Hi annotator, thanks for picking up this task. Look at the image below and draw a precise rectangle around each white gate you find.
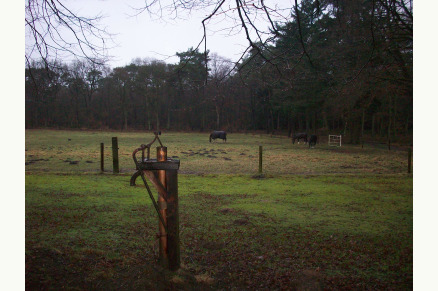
[328,135,342,147]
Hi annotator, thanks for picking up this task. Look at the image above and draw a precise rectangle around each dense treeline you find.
[25,0,412,143]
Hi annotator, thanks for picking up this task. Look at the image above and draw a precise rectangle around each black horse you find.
[292,132,308,144]
[309,135,317,148]
[210,131,227,142]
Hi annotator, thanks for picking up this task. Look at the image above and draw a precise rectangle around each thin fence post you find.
[100,143,104,173]
[259,145,263,174]
[112,137,119,174]
[408,148,412,173]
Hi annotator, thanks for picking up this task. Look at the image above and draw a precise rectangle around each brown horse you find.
[292,132,308,144]
[309,135,317,148]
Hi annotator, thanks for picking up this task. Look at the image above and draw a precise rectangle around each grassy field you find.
[25,129,410,175]
[25,129,413,290]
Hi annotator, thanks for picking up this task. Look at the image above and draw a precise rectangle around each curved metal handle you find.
[132,144,147,170]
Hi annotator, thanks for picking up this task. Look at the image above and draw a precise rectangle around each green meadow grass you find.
[25,129,410,175]
[25,130,412,289]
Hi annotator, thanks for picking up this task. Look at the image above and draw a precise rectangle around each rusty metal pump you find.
[131,132,180,270]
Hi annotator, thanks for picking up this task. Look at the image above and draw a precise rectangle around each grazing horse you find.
[309,135,317,148]
[209,131,227,142]
[292,132,308,144]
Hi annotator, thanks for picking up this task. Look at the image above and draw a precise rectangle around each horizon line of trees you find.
[25,0,412,144]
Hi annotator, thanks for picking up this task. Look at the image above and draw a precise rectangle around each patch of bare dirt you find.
[26,246,215,290]
[233,218,251,226]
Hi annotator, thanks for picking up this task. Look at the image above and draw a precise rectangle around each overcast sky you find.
[26,2,421,67]
[50,0,293,68]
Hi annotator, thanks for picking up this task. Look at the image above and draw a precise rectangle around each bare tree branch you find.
[25,0,114,69]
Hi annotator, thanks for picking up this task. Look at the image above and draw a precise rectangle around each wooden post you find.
[166,169,180,270]
[408,148,412,173]
[112,137,119,173]
[259,145,263,174]
[132,138,180,271]
[100,143,104,173]
[157,146,168,266]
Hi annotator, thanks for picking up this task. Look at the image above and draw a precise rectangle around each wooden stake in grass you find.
[142,148,180,271]
[100,143,104,173]
[408,148,412,173]
[112,137,119,174]
[166,168,180,270]
[157,146,168,267]
[259,145,263,174]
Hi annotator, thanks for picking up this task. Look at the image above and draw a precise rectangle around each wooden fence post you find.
[166,169,180,270]
[157,146,168,267]
[132,135,180,271]
[259,145,263,174]
[112,137,119,174]
[100,143,104,173]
